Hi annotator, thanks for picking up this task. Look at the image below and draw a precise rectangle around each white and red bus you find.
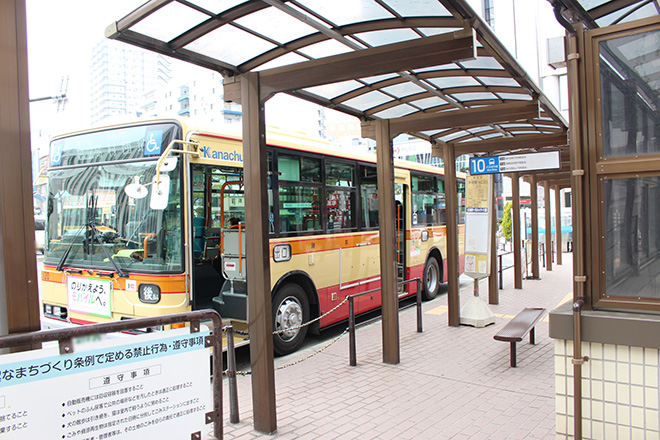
[40,118,465,354]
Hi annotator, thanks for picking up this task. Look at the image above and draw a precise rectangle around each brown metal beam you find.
[443,143,460,326]
[554,185,563,265]
[362,101,540,138]
[530,175,540,279]
[522,172,572,183]
[375,120,400,364]
[510,173,523,289]
[452,133,568,156]
[0,0,40,343]
[489,184,498,304]
[241,72,277,434]
[259,29,476,96]
[544,183,553,272]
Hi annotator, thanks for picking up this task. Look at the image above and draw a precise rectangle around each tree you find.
[502,201,513,241]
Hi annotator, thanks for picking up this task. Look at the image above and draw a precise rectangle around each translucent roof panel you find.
[427,76,481,89]
[255,52,311,71]
[108,0,568,153]
[497,93,533,101]
[342,91,391,111]
[295,0,393,26]
[450,92,499,102]
[355,29,422,47]
[303,80,364,100]
[185,25,277,66]
[409,96,448,109]
[477,76,521,87]
[193,0,248,15]
[372,104,418,119]
[298,39,355,59]
[380,0,451,17]
[380,83,426,99]
[419,27,464,37]
[131,2,210,42]
[360,73,400,84]
[458,58,506,70]
[557,0,660,29]
[234,7,319,44]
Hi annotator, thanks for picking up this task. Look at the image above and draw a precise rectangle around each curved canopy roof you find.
[553,0,660,29]
[107,0,569,177]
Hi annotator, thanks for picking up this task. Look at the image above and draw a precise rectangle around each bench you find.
[493,307,546,367]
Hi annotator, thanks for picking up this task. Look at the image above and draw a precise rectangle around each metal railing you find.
[347,278,422,366]
[224,326,239,424]
[497,251,515,290]
[0,310,224,440]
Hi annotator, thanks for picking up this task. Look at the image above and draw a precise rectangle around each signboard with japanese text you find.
[464,175,493,278]
[66,276,112,318]
[469,151,561,175]
[0,327,212,439]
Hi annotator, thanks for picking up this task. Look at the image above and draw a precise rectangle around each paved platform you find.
[213,253,573,439]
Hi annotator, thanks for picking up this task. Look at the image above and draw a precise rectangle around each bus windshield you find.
[44,124,183,273]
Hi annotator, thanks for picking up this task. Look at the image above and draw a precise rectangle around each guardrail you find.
[0,310,224,440]
[347,278,422,366]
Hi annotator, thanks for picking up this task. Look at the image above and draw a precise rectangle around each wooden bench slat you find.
[493,307,546,367]
[493,308,546,342]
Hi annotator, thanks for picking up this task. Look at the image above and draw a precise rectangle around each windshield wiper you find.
[56,227,86,272]
[87,222,128,278]
[56,222,128,278]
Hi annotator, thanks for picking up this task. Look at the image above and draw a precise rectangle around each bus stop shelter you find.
[105,0,570,433]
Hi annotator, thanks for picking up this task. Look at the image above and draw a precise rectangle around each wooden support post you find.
[554,185,563,265]
[530,175,540,279]
[241,72,277,434]
[511,173,523,289]
[375,120,399,364]
[443,144,460,326]
[544,182,553,271]
[489,183,498,304]
[0,0,41,345]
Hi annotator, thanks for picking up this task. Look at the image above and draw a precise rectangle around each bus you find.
[40,118,465,355]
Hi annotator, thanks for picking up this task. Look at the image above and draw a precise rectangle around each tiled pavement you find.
[211,253,574,439]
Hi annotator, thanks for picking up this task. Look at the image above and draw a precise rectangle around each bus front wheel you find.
[272,283,310,356]
[422,257,441,301]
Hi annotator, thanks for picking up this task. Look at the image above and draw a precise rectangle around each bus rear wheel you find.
[422,257,441,301]
[272,283,309,356]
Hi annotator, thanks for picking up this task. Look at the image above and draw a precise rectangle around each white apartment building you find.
[89,39,173,124]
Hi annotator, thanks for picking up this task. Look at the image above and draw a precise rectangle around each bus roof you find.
[50,117,466,179]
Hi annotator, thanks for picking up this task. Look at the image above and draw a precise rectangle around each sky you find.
[24,0,354,159]
[26,1,145,155]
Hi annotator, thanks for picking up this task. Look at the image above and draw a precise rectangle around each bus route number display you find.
[0,327,212,439]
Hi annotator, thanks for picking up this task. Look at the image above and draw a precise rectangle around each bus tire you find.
[272,283,309,356]
[422,257,441,301]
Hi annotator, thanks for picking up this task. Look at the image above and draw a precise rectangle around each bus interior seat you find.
[204,227,221,260]
[193,216,205,259]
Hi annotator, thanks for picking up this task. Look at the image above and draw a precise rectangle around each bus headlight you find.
[138,283,161,304]
[43,303,68,319]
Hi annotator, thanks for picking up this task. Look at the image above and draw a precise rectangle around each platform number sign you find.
[470,157,500,175]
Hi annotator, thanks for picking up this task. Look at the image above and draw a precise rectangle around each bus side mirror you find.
[150,175,170,210]
[125,176,148,199]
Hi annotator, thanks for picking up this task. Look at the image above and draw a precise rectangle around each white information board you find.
[0,327,211,439]
[464,175,493,279]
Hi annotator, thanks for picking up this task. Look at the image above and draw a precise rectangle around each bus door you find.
[395,182,406,292]
[189,164,243,311]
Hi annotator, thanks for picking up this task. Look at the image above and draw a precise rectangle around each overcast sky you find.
[25,0,353,156]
